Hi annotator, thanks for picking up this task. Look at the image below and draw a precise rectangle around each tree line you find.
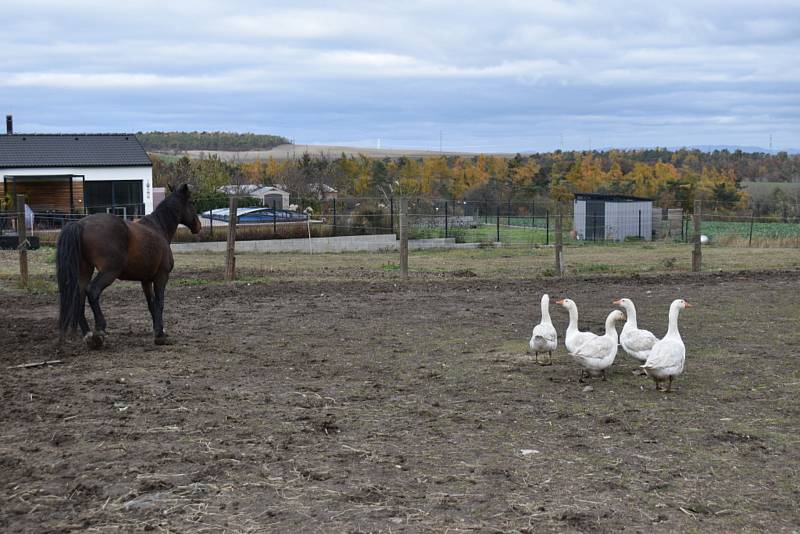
[137,131,290,152]
[151,148,800,214]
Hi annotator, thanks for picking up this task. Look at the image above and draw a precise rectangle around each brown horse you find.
[56,183,201,349]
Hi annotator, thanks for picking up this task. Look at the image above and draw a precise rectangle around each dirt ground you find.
[1,266,799,532]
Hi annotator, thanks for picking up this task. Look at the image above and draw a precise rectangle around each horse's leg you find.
[142,281,156,326]
[142,281,156,319]
[85,269,120,348]
[152,274,170,345]
[77,261,93,337]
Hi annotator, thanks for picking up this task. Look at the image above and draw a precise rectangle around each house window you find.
[84,180,144,215]
[113,180,143,207]
[84,181,113,210]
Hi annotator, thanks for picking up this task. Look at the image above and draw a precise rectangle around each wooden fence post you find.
[554,204,564,277]
[399,197,408,279]
[692,199,702,272]
[225,196,237,281]
[16,195,29,288]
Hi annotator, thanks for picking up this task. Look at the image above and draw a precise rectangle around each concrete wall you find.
[172,234,398,253]
[409,215,475,228]
[171,235,466,254]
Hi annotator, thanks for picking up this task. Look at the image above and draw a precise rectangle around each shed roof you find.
[0,134,152,169]
[574,192,653,202]
[252,186,289,196]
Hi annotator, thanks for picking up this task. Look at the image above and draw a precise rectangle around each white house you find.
[0,116,154,217]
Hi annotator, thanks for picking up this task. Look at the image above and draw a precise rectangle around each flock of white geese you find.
[529,294,692,392]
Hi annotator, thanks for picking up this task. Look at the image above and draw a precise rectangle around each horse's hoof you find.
[154,335,171,346]
[84,332,104,350]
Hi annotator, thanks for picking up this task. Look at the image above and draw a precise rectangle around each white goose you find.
[555,298,597,354]
[529,294,558,365]
[568,310,626,381]
[613,298,659,368]
[642,299,692,392]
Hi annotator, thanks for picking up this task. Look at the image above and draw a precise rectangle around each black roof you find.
[574,192,652,202]
[0,134,152,169]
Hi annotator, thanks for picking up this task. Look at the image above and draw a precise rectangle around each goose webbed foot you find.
[665,376,674,392]
[653,377,661,391]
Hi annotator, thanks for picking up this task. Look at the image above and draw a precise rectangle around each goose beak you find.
[684,302,694,308]
[555,299,565,305]
[612,299,621,305]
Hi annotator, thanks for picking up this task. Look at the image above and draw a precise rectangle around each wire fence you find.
[1,197,799,250]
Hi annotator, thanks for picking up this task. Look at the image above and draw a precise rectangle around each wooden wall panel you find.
[0,179,84,213]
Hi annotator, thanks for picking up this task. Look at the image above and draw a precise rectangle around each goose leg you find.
[653,377,661,391]
[601,369,608,381]
[546,351,553,366]
[666,376,673,392]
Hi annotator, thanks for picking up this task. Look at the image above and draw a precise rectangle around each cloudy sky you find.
[2,0,799,152]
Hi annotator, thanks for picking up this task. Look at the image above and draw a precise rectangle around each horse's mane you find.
[142,185,189,240]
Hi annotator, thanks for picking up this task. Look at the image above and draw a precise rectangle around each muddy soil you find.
[1,270,799,532]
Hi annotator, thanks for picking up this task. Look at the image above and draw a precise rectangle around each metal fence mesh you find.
[1,197,798,249]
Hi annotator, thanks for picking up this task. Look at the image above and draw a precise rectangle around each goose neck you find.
[624,304,638,328]
[566,304,579,332]
[541,299,552,323]
[605,315,620,339]
[666,305,682,338]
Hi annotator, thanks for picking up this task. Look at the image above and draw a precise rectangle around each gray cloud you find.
[1,0,798,151]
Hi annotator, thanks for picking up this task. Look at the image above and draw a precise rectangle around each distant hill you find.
[676,145,800,155]
[136,131,291,152]
[150,143,476,162]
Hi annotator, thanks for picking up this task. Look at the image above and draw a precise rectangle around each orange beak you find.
[555,299,565,305]
[684,302,694,308]
[612,299,622,305]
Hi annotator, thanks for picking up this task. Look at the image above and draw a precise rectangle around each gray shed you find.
[573,193,653,241]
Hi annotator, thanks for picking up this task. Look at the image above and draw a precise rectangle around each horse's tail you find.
[56,222,84,334]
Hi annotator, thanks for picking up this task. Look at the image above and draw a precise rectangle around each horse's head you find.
[173,184,202,234]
